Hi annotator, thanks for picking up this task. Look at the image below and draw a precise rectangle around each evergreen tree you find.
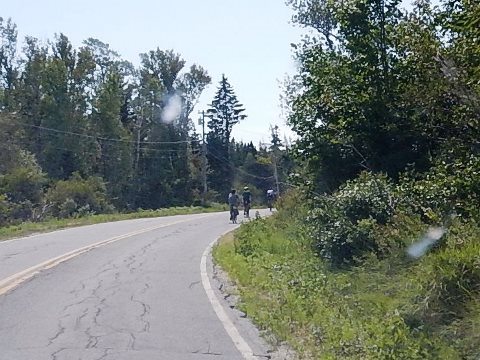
[206,75,246,197]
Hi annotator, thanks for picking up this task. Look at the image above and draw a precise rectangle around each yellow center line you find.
[0,215,210,296]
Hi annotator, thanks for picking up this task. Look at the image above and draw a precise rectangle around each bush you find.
[397,154,480,222]
[46,173,114,218]
[0,166,46,204]
[420,220,480,325]
[308,172,396,265]
[0,195,37,226]
[0,194,14,226]
[0,154,47,225]
[234,218,274,257]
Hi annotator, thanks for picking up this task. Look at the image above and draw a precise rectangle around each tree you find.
[206,74,246,196]
[39,34,97,179]
[286,0,449,192]
[92,67,133,208]
[0,113,47,223]
[0,17,19,110]
[82,38,121,87]
[0,18,213,220]
[133,49,210,208]
[207,74,246,148]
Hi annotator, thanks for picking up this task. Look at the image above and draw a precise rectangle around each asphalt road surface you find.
[0,211,272,360]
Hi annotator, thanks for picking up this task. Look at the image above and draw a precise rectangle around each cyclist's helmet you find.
[244,186,249,190]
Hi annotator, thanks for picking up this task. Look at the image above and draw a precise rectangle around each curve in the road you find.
[0,216,207,296]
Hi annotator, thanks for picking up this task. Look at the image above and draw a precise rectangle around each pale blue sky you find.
[2,0,304,145]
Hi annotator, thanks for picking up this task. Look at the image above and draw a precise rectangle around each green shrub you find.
[0,194,15,226]
[0,152,47,225]
[397,154,480,222]
[308,172,396,265]
[0,166,46,204]
[420,220,480,325]
[235,218,275,257]
[46,173,114,218]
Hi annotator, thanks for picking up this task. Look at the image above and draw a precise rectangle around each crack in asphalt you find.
[85,326,100,349]
[7,225,240,358]
[191,342,223,357]
[47,321,66,347]
[189,280,201,289]
[1,251,21,261]
[74,308,89,330]
[130,293,151,333]
[50,347,66,360]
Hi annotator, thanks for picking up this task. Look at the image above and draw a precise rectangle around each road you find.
[0,211,271,360]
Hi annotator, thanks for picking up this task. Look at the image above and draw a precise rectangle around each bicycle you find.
[267,197,274,211]
[243,202,251,218]
[230,206,239,224]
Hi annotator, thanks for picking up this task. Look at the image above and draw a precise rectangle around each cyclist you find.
[242,186,252,217]
[228,189,240,223]
[266,189,275,211]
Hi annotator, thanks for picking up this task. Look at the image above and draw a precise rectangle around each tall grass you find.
[213,195,480,359]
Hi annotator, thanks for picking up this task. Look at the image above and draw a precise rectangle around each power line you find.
[207,149,275,181]
[17,122,200,145]
[24,129,195,154]
[8,119,277,182]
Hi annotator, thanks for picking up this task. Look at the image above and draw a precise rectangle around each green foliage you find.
[0,17,218,218]
[418,220,480,326]
[206,75,247,197]
[0,163,46,204]
[0,194,18,226]
[308,172,396,265]
[214,194,480,359]
[286,0,480,194]
[234,218,296,258]
[0,149,47,225]
[396,154,480,224]
[45,173,114,218]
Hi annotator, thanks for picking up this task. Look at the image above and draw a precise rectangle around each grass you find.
[0,204,227,241]
[213,208,480,359]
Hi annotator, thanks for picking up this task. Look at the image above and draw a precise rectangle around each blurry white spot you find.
[161,94,183,123]
[407,226,445,258]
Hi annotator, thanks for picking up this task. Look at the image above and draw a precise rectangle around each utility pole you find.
[268,125,281,197]
[261,130,281,198]
[271,148,280,197]
[198,111,208,206]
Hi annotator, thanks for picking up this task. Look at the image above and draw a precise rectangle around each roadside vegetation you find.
[215,0,480,357]
[214,184,480,359]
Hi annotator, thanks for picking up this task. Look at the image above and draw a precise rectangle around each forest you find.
[0,18,291,226]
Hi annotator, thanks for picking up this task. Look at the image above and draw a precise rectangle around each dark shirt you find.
[242,191,251,203]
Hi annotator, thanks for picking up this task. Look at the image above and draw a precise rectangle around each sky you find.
[2,0,304,146]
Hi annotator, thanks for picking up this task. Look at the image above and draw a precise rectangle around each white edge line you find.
[200,228,257,360]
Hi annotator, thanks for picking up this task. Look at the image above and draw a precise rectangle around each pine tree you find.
[206,74,246,146]
[206,75,246,198]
